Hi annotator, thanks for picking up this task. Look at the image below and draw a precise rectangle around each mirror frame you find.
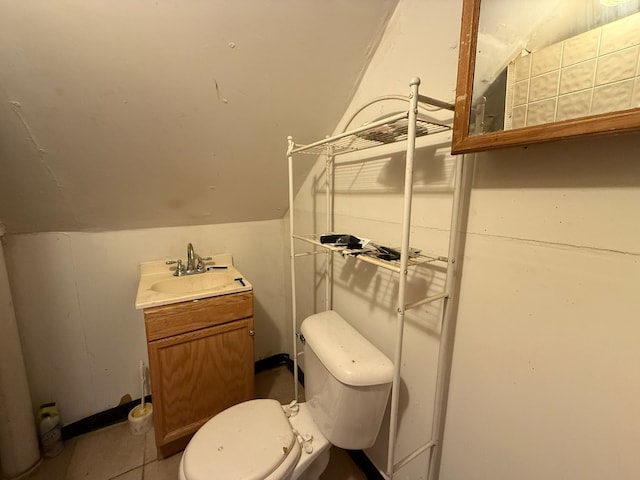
[451,0,640,155]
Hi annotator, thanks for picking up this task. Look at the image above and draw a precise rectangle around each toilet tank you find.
[300,310,393,450]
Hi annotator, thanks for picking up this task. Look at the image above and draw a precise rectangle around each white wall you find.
[4,219,288,425]
[439,140,640,480]
[292,1,640,479]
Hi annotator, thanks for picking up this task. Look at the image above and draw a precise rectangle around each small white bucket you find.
[127,403,153,435]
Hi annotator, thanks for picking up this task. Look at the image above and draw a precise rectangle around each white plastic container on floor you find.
[37,403,64,458]
[128,403,153,435]
[128,360,153,435]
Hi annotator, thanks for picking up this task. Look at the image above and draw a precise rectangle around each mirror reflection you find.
[470,0,640,135]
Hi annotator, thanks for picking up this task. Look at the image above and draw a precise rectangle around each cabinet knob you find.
[249,330,255,336]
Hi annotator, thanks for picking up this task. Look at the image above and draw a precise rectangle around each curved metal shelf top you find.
[289,112,452,156]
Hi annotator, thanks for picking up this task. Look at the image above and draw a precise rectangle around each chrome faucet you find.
[186,242,196,273]
[166,243,212,276]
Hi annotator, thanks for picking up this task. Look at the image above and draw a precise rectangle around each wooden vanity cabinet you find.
[143,291,254,458]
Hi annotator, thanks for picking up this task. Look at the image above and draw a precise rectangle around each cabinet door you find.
[148,317,254,451]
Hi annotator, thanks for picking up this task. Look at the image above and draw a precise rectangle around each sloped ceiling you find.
[0,0,398,234]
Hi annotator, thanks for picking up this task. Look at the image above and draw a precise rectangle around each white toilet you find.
[178,310,394,480]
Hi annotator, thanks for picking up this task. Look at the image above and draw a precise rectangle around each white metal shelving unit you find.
[287,77,463,480]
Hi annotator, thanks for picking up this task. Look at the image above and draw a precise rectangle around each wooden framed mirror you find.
[451,0,640,154]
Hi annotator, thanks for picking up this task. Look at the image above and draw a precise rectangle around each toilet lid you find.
[182,399,298,480]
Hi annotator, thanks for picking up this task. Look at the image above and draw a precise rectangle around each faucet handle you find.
[166,259,186,276]
[196,256,213,272]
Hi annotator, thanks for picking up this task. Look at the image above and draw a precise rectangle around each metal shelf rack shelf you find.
[286,77,463,480]
[292,233,447,273]
[290,112,451,156]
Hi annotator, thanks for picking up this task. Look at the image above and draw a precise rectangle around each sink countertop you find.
[135,253,252,309]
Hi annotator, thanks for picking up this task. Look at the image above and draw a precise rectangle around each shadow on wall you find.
[365,373,411,465]
[253,297,284,360]
[312,140,456,195]
[473,130,640,189]
[334,255,444,340]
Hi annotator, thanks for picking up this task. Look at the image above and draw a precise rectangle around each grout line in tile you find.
[107,465,142,480]
[142,432,147,467]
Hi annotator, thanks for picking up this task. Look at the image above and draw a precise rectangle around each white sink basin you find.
[150,272,236,294]
[135,254,252,309]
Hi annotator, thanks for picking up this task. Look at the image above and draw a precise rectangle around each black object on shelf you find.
[319,234,363,249]
[373,245,401,261]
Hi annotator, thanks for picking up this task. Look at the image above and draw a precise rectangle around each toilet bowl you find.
[180,310,393,480]
[178,399,330,480]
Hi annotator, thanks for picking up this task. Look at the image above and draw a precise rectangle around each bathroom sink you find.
[134,254,252,309]
[150,272,236,294]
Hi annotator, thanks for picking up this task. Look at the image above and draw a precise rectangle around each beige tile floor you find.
[18,365,366,480]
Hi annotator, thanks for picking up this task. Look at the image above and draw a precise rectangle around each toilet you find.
[179,310,394,480]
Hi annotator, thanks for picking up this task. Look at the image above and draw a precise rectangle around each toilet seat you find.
[181,399,302,480]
